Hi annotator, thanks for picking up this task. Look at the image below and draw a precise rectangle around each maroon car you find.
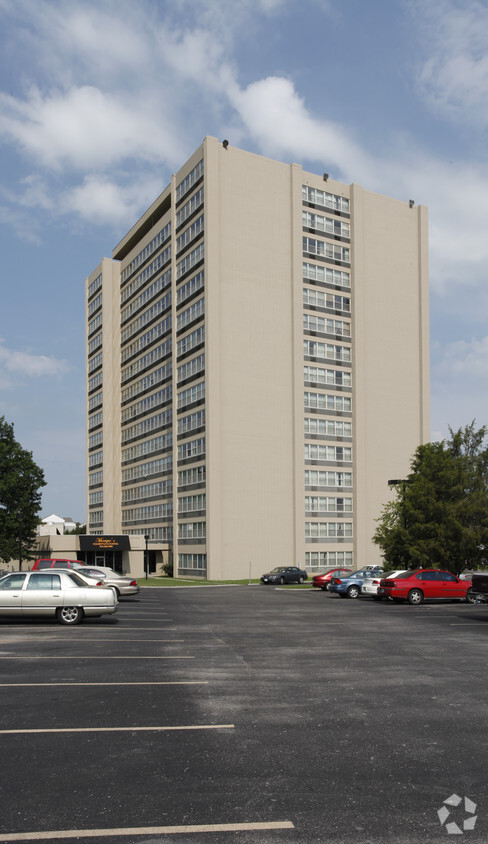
[378,568,476,605]
[312,568,353,591]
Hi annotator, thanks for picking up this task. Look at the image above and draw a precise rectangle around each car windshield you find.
[270,567,287,573]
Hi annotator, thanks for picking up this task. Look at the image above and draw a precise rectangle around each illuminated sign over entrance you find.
[79,536,130,551]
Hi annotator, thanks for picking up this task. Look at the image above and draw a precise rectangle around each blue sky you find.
[1,0,488,522]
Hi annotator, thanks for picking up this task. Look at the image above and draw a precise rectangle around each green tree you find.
[374,422,488,573]
[65,522,86,535]
[0,417,46,566]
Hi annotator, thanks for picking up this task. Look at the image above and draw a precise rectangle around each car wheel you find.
[298,576,304,584]
[321,585,328,591]
[466,589,477,604]
[407,588,424,605]
[347,585,360,599]
[279,577,285,585]
[57,606,83,625]
[113,587,121,599]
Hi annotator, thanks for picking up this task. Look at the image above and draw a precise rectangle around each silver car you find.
[362,570,407,599]
[0,570,118,625]
[81,566,140,598]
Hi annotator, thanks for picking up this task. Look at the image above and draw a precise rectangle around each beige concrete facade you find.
[85,137,429,579]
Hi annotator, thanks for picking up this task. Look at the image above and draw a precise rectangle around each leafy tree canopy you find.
[374,422,488,574]
[0,416,46,565]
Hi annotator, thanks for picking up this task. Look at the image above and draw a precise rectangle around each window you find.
[178,466,206,487]
[121,222,171,284]
[305,551,353,570]
[305,444,352,462]
[178,553,206,572]
[303,288,350,313]
[27,573,61,590]
[303,340,351,363]
[303,314,350,337]
[304,392,352,412]
[303,237,350,264]
[305,496,352,513]
[179,494,206,512]
[178,409,205,434]
[121,385,172,423]
[177,326,204,357]
[121,246,172,303]
[88,392,103,411]
[176,159,204,202]
[121,339,172,381]
[121,296,171,344]
[177,298,204,331]
[178,522,206,539]
[304,418,352,437]
[121,410,172,444]
[177,270,205,306]
[176,187,204,228]
[178,437,206,460]
[121,269,171,323]
[121,363,172,404]
[302,211,350,238]
[305,470,353,487]
[88,273,102,299]
[303,262,350,288]
[89,451,103,468]
[177,382,205,409]
[304,368,351,389]
[176,214,204,254]
[305,522,353,538]
[302,185,350,213]
[176,242,205,279]
[122,434,172,463]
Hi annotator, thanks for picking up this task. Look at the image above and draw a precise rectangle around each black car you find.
[260,566,308,585]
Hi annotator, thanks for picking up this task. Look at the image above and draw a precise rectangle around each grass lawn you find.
[140,577,314,588]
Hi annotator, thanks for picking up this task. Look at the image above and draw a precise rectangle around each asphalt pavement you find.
[0,585,488,843]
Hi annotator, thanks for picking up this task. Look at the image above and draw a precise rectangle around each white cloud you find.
[0,340,69,384]
[63,174,161,226]
[411,0,488,126]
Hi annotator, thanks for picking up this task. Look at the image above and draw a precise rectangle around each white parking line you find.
[0,821,294,840]
[0,724,234,735]
[0,681,208,687]
[0,638,186,643]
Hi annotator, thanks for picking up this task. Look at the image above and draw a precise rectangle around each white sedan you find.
[361,570,407,599]
[0,570,118,625]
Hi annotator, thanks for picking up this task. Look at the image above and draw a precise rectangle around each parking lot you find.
[1,585,488,843]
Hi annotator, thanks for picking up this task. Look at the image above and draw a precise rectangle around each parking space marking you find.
[0,638,185,642]
[0,681,208,687]
[0,724,235,734]
[0,821,294,840]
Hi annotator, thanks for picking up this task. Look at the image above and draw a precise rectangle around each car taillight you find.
[95,581,103,586]
[130,580,137,586]
[373,579,380,584]
[331,578,340,584]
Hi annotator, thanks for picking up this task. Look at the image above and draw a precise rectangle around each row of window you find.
[121,222,171,284]
[88,470,103,487]
[302,186,350,213]
[121,385,172,423]
[304,367,351,388]
[176,159,204,203]
[88,371,103,394]
[177,297,204,332]
[88,391,103,412]
[305,470,352,487]
[305,551,353,569]
[178,409,205,435]
[89,511,103,525]
[122,456,172,483]
[89,490,103,505]
[304,392,351,412]
[88,312,103,337]
[303,262,350,288]
[305,496,352,512]
[88,451,103,468]
[88,332,102,356]
[121,362,172,405]
[303,237,350,264]
[303,314,350,337]
[88,291,102,317]
[121,409,172,444]
[304,418,352,437]
[176,241,204,280]
[305,444,352,462]
[121,338,172,383]
[122,433,172,463]
[179,494,205,512]
[121,320,171,364]
[128,526,173,541]
[88,431,103,450]
[89,351,102,374]
[177,269,204,307]
[178,354,205,384]
[87,273,102,300]
[178,553,206,570]
[121,296,171,345]
[176,187,204,229]
[303,288,350,313]
[306,522,353,538]
[302,211,350,238]
[121,269,171,325]
[121,244,171,305]
[88,412,103,430]
[178,522,206,539]
[176,214,204,254]
[122,503,173,522]
[121,479,173,502]
[178,465,206,487]
[303,340,351,363]
[178,381,205,410]
[177,325,204,357]
[178,437,205,461]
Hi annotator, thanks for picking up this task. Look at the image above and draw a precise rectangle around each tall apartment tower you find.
[86,136,429,579]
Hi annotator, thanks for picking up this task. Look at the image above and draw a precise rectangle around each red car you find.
[312,568,353,591]
[378,568,476,605]
[32,558,87,571]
